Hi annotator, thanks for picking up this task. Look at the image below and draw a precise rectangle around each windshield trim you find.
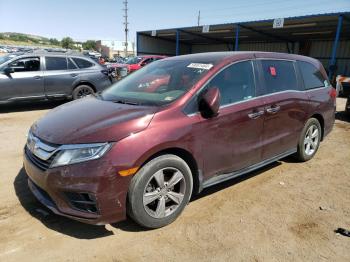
[0,55,13,66]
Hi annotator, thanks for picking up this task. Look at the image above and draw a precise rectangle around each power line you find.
[199,0,333,17]
[200,0,335,21]
[199,0,289,13]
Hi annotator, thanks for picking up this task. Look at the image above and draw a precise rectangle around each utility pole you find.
[123,0,129,57]
[197,10,201,26]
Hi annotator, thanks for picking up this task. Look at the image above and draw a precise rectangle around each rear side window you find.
[45,57,67,70]
[298,61,326,89]
[261,60,298,94]
[67,58,77,69]
[72,58,93,69]
[206,61,255,106]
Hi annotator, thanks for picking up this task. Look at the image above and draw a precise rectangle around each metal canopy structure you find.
[137,12,350,79]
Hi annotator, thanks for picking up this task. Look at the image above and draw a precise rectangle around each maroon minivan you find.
[24,52,336,228]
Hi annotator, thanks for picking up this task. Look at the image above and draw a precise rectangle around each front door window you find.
[9,57,40,72]
[206,61,256,106]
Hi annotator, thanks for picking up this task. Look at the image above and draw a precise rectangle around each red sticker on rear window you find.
[269,66,276,76]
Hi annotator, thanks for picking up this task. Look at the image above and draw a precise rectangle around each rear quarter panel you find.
[78,68,111,92]
[303,59,335,138]
[306,86,335,138]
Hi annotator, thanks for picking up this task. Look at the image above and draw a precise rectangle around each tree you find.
[82,40,97,50]
[49,38,60,46]
[61,37,74,49]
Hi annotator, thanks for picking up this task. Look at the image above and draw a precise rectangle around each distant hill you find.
[0,32,61,47]
[0,32,93,50]
[2,32,50,41]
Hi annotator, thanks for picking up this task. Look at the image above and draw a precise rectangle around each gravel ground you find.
[0,98,349,262]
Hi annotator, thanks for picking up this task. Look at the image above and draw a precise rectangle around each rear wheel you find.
[72,85,94,100]
[295,118,321,162]
[127,154,193,229]
[346,97,350,114]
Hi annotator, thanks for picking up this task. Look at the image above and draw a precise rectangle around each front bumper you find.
[23,147,130,225]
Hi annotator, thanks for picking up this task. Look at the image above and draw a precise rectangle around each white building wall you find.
[101,40,133,52]
[138,34,190,56]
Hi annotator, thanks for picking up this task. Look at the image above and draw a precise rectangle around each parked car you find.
[125,55,166,73]
[0,52,112,103]
[108,55,166,75]
[337,76,350,113]
[24,52,336,228]
[0,52,24,65]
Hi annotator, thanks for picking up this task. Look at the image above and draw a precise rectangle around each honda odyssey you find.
[24,52,336,228]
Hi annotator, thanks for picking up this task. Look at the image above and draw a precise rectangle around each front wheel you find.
[127,154,193,229]
[295,118,322,162]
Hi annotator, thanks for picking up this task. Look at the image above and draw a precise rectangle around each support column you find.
[136,32,139,56]
[235,24,240,51]
[176,29,180,56]
[329,15,343,79]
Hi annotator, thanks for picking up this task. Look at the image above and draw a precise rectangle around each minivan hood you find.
[31,97,156,144]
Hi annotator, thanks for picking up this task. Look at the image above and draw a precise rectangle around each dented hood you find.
[31,97,156,144]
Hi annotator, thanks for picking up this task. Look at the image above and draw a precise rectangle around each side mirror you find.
[199,87,220,118]
[3,67,15,76]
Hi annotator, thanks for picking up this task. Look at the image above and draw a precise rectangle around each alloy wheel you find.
[77,87,92,98]
[304,124,319,156]
[143,167,186,219]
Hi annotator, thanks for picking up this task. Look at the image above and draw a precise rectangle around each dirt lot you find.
[0,98,349,262]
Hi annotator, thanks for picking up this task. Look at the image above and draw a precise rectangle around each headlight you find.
[51,143,112,168]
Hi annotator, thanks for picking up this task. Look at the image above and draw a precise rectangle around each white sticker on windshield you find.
[187,63,213,70]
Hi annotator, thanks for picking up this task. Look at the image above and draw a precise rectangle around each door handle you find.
[248,110,264,119]
[266,105,280,114]
[70,73,78,77]
[34,75,42,80]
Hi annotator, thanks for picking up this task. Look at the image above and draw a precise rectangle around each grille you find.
[25,146,56,171]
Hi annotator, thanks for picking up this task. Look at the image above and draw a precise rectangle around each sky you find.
[0,0,349,42]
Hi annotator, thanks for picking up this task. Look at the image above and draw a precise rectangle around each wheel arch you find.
[139,147,203,196]
[73,81,96,93]
[310,113,325,140]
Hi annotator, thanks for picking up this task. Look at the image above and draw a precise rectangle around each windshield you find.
[0,55,13,65]
[124,56,143,64]
[101,59,214,106]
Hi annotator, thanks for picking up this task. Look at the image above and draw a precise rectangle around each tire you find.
[72,85,95,100]
[295,118,322,162]
[346,97,350,114]
[127,154,193,229]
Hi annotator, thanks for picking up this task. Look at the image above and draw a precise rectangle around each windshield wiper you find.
[113,99,140,105]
